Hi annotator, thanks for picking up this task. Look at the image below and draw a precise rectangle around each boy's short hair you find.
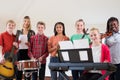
[6,20,16,26]
[37,21,46,29]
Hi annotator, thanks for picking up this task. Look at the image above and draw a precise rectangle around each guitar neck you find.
[9,46,16,58]
[6,30,21,62]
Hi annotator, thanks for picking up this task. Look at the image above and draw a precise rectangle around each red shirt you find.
[28,33,49,64]
[0,31,16,55]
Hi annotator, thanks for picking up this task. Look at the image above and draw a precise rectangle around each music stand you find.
[57,48,116,80]
[57,48,93,80]
[58,48,93,63]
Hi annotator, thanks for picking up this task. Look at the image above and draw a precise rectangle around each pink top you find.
[90,44,111,80]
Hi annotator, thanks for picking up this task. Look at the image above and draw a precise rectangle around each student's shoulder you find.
[49,35,55,38]
[85,34,90,37]
[71,34,78,37]
[48,35,56,40]
[29,30,35,34]
[0,31,9,37]
[0,32,5,38]
[29,29,34,32]
[43,34,49,40]
[101,44,109,49]
[1,31,7,35]
[47,35,55,43]
[70,34,78,38]
[64,36,69,40]
[30,35,36,39]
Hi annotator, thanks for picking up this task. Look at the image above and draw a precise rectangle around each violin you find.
[101,32,113,39]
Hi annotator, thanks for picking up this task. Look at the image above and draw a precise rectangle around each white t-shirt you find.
[18,34,28,49]
[89,45,101,73]
[92,45,101,63]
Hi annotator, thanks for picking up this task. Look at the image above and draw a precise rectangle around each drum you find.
[17,60,40,71]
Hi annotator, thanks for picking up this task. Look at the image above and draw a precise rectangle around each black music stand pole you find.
[98,71,111,80]
[59,71,69,80]
[98,63,116,80]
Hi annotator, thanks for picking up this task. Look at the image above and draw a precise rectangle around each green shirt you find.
[70,34,91,44]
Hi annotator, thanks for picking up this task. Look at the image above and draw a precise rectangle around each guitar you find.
[0,30,21,78]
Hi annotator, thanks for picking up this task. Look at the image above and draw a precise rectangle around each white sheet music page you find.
[58,41,74,50]
[19,35,28,49]
[58,41,74,61]
[73,39,89,49]
[61,51,70,61]
[79,51,88,61]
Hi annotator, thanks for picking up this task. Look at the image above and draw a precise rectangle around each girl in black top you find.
[16,16,35,80]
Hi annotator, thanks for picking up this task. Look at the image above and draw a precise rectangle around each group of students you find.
[0,16,48,80]
[0,16,120,80]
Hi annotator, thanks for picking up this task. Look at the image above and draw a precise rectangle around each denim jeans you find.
[50,57,64,80]
[72,70,83,80]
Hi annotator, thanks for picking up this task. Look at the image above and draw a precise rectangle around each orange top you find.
[48,35,69,57]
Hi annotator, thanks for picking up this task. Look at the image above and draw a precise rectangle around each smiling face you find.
[23,18,30,28]
[109,20,119,33]
[56,24,63,35]
[37,24,45,34]
[76,21,85,33]
[89,29,101,43]
[6,20,16,33]
[106,17,119,33]
[54,22,65,36]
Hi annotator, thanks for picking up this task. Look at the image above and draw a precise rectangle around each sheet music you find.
[58,40,90,62]
[73,39,89,49]
[19,35,28,49]
[58,41,74,50]
[61,51,70,61]
[79,51,88,61]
